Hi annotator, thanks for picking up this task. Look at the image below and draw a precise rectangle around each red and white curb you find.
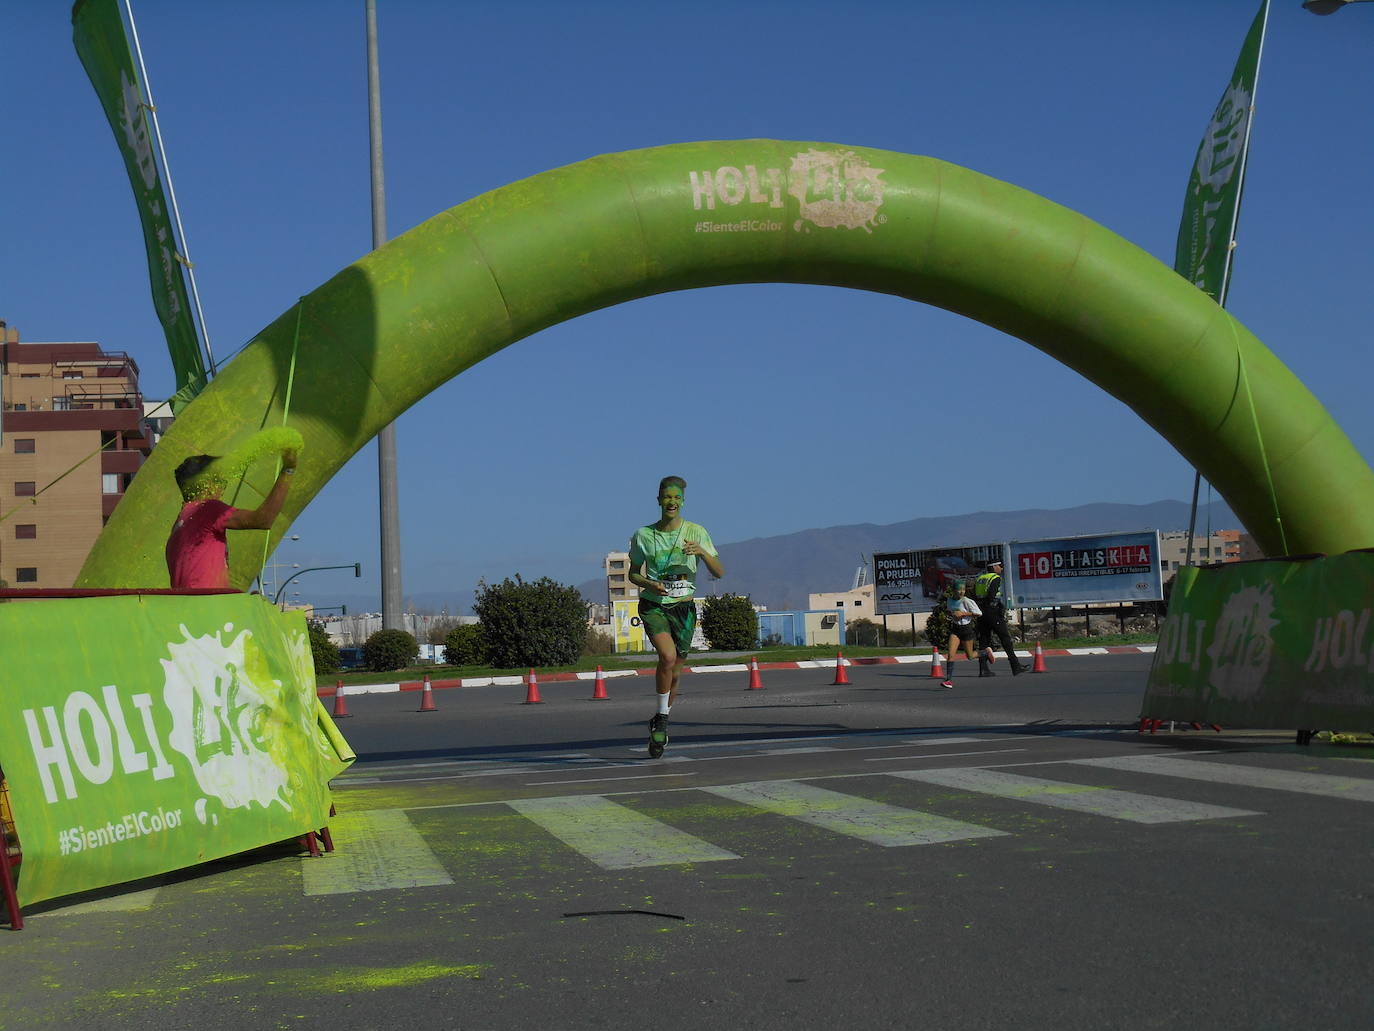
[318,645,1156,698]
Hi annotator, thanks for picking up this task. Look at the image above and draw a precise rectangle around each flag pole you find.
[120,0,217,377]
[1184,0,1270,566]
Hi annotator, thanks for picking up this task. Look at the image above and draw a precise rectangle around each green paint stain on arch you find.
[78,140,1374,589]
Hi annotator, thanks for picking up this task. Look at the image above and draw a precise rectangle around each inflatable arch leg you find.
[78,140,1374,588]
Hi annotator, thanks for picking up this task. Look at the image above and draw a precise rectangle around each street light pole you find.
[1302,0,1373,13]
[274,563,362,606]
[366,0,404,631]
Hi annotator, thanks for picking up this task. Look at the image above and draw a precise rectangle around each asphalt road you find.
[5,654,1372,1030]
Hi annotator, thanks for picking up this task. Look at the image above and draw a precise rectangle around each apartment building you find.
[1,322,157,588]
[1157,529,1243,574]
[605,550,638,606]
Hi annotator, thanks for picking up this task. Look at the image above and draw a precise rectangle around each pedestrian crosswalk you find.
[297,753,1374,891]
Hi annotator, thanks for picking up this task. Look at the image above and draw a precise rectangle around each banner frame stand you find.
[1,778,21,930]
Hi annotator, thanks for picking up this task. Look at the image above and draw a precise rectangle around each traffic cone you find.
[332,680,350,718]
[929,646,944,678]
[524,669,543,704]
[746,656,764,690]
[418,673,437,712]
[591,665,609,700]
[1031,641,1048,673]
[831,650,850,686]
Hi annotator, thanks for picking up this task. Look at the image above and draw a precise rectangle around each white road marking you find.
[889,768,1259,823]
[700,780,1008,846]
[1071,755,1374,802]
[524,773,698,786]
[507,795,740,869]
[301,808,453,895]
[865,748,1028,763]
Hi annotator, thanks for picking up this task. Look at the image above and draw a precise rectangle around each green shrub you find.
[846,618,880,647]
[924,586,955,647]
[473,575,588,669]
[701,594,759,650]
[307,619,340,676]
[363,628,419,672]
[582,628,615,657]
[443,623,489,666]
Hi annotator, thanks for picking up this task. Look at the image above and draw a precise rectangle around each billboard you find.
[1006,530,1163,608]
[875,543,1005,614]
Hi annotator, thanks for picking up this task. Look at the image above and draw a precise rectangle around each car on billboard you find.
[921,555,978,597]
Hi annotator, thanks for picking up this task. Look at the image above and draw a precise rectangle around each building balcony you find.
[102,494,123,518]
[101,450,143,475]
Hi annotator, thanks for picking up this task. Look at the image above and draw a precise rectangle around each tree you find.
[701,594,758,650]
[473,575,588,669]
[307,619,340,676]
[427,616,459,645]
[363,628,419,672]
[443,623,489,666]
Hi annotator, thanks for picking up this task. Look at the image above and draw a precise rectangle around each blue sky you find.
[5,1,1371,612]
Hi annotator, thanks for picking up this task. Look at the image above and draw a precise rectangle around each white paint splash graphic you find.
[787,148,886,233]
[1206,584,1278,701]
[161,623,289,812]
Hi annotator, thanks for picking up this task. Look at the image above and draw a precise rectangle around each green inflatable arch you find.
[79,140,1374,589]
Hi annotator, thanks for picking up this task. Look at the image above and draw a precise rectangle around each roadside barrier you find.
[831,651,850,686]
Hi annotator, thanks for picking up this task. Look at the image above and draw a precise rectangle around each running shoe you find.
[941,679,953,689]
[648,713,669,758]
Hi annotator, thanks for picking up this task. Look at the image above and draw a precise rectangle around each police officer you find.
[973,559,1030,676]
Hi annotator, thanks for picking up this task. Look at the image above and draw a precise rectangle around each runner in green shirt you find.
[627,475,724,758]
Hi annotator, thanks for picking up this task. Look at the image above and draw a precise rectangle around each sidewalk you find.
[317,644,1158,697]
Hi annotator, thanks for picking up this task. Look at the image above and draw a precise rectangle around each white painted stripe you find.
[525,773,698,786]
[301,808,453,895]
[901,736,989,746]
[509,795,739,869]
[865,748,1027,762]
[37,884,162,916]
[1071,755,1374,803]
[700,780,1008,846]
[889,768,1258,823]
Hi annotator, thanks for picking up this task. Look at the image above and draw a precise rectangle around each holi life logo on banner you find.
[18,622,304,820]
[1155,583,1278,700]
[689,148,887,235]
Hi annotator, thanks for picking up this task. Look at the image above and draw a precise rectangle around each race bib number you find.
[660,578,693,599]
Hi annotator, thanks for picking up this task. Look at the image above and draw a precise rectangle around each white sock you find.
[657,693,670,716]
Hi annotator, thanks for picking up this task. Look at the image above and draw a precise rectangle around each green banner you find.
[1174,0,1268,301]
[1143,552,1374,731]
[0,594,352,906]
[71,0,207,405]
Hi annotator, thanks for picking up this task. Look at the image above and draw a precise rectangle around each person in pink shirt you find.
[165,448,297,590]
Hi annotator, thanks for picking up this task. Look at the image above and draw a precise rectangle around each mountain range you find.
[576,499,1239,613]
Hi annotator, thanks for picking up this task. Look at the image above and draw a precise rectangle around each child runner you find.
[942,579,982,689]
[626,476,724,758]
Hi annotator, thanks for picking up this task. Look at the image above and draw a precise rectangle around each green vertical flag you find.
[72,0,207,405]
[1174,0,1269,302]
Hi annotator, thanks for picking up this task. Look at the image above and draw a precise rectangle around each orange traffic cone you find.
[332,680,351,718]
[746,656,764,690]
[524,669,544,704]
[1031,641,1048,673]
[929,646,945,678]
[419,673,437,712]
[831,650,850,686]
[591,665,609,700]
